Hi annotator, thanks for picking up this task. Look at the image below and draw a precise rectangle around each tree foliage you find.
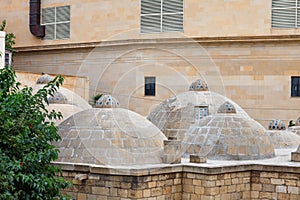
[0,66,70,199]
[0,20,16,52]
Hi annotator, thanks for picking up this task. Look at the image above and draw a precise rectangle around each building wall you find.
[13,38,300,127]
[15,71,89,101]
[1,0,300,49]
[59,163,300,200]
[2,0,300,127]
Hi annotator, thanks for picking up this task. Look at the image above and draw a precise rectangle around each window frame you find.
[271,0,300,28]
[41,5,71,40]
[291,76,300,97]
[144,77,156,96]
[140,0,184,33]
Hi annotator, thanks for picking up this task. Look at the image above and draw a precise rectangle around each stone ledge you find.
[14,35,300,52]
[52,161,300,177]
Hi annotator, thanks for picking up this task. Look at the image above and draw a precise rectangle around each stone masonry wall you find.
[62,171,183,200]
[58,164,300,200]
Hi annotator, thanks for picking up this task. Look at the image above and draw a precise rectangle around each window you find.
[4,51,12,66]
[140,0,183,33]
[42,6,70,40]
[272,0,300,28]
[194,106,209,122]
[145,77,156,96]
[291,76,300,97]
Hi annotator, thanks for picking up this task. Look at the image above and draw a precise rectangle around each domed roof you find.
[182,114,275,160]
[147,91,249,141]
[54,108,167,166]
[267,130,300,149]
[48,92,68,104]
[268,119,286,130]
[217,101,236,114]
[189,79,209,91]
[95,94,120,108]
[36,74,53,84]
[33,85,91,125]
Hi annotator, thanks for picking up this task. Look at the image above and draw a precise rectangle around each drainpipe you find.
[29,0,45,37]
[0,31,5,68]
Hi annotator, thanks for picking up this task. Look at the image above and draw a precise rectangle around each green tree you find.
[0,20,16,52]
[0,66,70,199]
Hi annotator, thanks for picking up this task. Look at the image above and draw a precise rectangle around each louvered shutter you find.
[141,0,162,33]
[42,7,55,24]
[141,0,161,14]
[56,6,70,22]
[44,24,55,40]
[56,23,70,39]
[162,14,183,32]
[272,0,296,28]
[141,15,161,33]
[163,0,183,13]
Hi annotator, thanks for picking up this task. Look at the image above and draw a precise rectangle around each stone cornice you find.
[53,161,300,176]
[14,35,300,52]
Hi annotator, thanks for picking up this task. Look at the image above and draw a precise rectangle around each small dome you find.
[268,119,286,130]
[147,91,249,142]
[95,95,120,108]
[267,130,300,149]
[296,117,300,126]
[217,101,236,114]
[182,114,275,160]
[189,79,209,91]
[48,92,68,104]
[55,108,167,166]
[32,85,92,125]
[36,74,53,84]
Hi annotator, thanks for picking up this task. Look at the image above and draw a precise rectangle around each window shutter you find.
[141,0,161,14]
[42,7,55,24]
[56,22,70,39]
[56,6,70,22]
[272,8,296,27]
[163,0,183,13]
[162,14,183,32]
[272,0,296,8]
[272,0,296,28]
[44,24,55,40]
[141,15,161,33]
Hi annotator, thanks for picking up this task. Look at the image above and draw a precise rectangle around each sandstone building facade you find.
[1,0,300,126]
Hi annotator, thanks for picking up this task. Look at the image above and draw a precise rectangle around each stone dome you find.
[33,85,91,125]
[55,108,167,166]
[267,130,300,149]
[48,92,68,104]
[36,74,53,84]
[217,101,236,114]
[182,114,275,160]
[147,91,249,141]
[189,79,209,91]
[268,119,286,130]
[95,94,120,108]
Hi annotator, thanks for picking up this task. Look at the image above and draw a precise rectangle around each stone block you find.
[163,140,181,164]
[291,151,300,162]
[190,154,207,163]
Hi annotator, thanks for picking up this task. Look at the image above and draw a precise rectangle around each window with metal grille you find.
[291,76,300,97]
[41,6,70,40]
[272,0,300,28]
[141,0,183,33]
[145,77,156,96]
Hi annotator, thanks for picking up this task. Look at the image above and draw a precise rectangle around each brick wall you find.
[57,163,300,200]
